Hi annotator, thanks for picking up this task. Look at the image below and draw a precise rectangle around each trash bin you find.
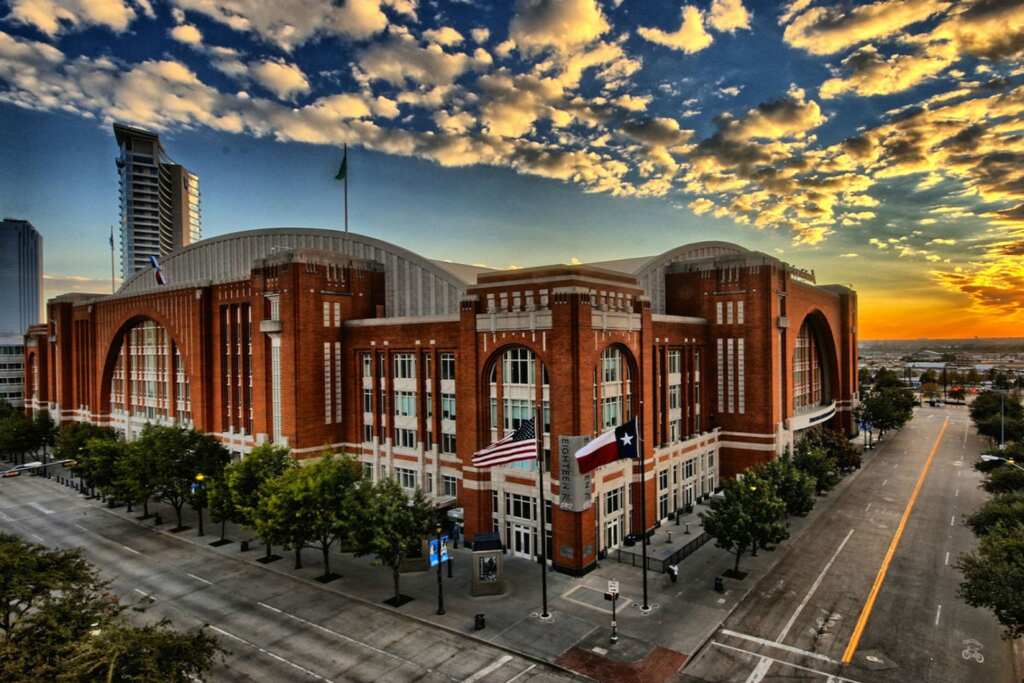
[474,613,486,631]
[714,576,724,593]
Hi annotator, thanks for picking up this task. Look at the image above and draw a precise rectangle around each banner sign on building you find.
[558,436,592,512]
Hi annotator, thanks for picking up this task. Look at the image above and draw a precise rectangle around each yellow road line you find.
[841,416,949,665]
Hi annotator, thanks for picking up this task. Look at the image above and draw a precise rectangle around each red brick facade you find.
[25,230,856,576]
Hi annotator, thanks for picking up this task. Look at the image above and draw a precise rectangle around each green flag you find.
[335,146,347,181]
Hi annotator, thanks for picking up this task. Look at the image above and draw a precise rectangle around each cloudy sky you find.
[0,0,1022,339]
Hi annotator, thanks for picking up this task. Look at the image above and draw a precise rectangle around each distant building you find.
[26,229,858,575]
[0,218,42,407]
[114,123,201,281]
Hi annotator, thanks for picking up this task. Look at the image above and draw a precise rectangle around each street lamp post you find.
[193,473,206,536]
[435,525,445,616]
[980,455,1024,473]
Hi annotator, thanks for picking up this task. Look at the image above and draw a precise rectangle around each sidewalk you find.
[34,449,881,683]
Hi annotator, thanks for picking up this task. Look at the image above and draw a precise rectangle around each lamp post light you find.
[435,525,446,616]
[193,473,206,537]
[980,455,1024,473]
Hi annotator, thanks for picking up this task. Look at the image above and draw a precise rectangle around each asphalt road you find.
[680,404,1016,683]
[0,471,579,683]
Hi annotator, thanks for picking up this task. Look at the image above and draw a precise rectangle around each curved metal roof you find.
[118,228,473,317]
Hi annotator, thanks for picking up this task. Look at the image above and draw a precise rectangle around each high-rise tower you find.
[114,124,201,281]
[0,218,42,407]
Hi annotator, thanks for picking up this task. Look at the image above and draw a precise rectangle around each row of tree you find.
[0,533,222,681]
[969,389,1024,447]
[55,424,442,606]
[701,426,859,575]
[0,401,57,467]
[855,368,916,440]
[957,395,1024,639]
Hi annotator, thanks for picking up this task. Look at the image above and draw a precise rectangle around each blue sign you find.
[429,536,449,567]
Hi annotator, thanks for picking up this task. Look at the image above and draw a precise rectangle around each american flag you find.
[472,418,537,468]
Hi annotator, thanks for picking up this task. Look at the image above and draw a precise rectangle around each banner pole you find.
[639,403,650,612]
[536,404,550,619]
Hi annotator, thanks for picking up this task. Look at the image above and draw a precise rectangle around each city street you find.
[681,404,1016,683]
[0,472,579,683]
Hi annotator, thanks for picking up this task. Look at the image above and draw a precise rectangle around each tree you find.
[0,534,222,681]
[965,492,1024,537]
[919,369,939,385]
[0,412,34,466]
[921,382,941,401]
[983,465,1024,495]
[0,533,99,639]
[949,386,966,403]
[350,478,434,605]
[793,442,839,495]
[873,368,905,391]
[754,452,816,517]
[970,390,1022,427]
[966,368,981,387]
[861,387,914,438]
[118,436,161,518]
[226,443,294,558]
[701,479,755,575]
[206,474,236,544]
[252,469,312,570]
[746,473,789,554]
[55,422,116,494]
[31,411,57,475]
[82,437,129,501]
[187,433,232,533]
[957,523,1024,639]
[60,619,223,682]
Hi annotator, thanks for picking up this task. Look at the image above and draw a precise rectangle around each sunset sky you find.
[1,0,1022,339]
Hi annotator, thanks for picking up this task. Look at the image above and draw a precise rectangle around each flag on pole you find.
[109,226,114,249]
[335,146,347,181]
[472,418,537,468]
[148,255,166,286]
[575,416,638,475]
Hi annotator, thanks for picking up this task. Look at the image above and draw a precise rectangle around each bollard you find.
[714,576,724,593]
[474,613,486,631]
[667,530,673,544]
[240,540,250,552]
[685,522,691,535]
[447,557,453,578]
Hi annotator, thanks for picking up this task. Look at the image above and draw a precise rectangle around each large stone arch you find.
[97,312,195,421]
[591,341,641,431]
[478,342,550,453]
[792,309,840,412]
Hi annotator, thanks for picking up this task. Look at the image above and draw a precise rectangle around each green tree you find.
[746,473,789,554]
[118,437,161,518]
[226,443,294,558]
[206,474,236,544]
[252,468,312,569]
[755,452,816,517]
[31,410,57,475]
[0,534,222,681]
[700,477,757,575]
[0,412,34,466]
[949,386,966,403]
[983,465,1024,495]
[793,442,839,495]
[957,523,1024,639]
[350,478,434,605]
[60,618,223,682]
[301,454,362,578]
[921,382,941,400]
[965,492,1024,537]
[143,426,231,530]
[82,437,129,501]
[919,369,939,385]
[970,390,1022,427]
[55,422,116,494]
[873,368,905,391]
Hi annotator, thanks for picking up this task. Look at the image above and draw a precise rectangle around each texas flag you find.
[575,417,639,475]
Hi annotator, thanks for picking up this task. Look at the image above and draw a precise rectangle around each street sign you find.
[429,536,449,567]
[607,580,619,595]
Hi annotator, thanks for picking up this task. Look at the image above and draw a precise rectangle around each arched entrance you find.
[793,311,838,413]
[101,317,193,435]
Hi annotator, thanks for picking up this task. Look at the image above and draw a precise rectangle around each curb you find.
[80,492,593,682]
[681,437,889,671]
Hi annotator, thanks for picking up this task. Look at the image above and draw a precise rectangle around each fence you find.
[614,530,711,574]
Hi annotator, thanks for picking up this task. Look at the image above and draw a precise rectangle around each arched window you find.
[794,319,827,411]
[109,320,191,425]
[487,347,549,470]
[594,346,633,432]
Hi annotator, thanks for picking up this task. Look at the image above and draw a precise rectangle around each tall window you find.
[440,352,456,380]
[109,319,191,425]
[794,320,825,410]
[393,353,415,379]
[595,347,632,433]
[488,346,549,470]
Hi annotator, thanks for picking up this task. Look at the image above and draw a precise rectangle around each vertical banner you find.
[558,435,592,512]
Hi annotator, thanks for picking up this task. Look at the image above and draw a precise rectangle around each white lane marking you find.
[720,630,839,665]
[945,551,950,566]
[955,488,959,497]
[31,533,44,543]
[504,664,536,683]
[254,602,453,677]
[881,479,888,487]
[711,642,862,682]
[187,572,212,585]
[465,655,515,683]
[121,544,141,555]
[777,529,856,643]
[207,625,332,682]
[72,522,141,555]
[744,656,773,683]
[950,515,956,527]
[935,604,942,626]
[864,503,871,512]
[28,502,54,515]
[133,588,154,600]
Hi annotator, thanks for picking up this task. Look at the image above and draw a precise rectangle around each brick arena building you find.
[24,228,857,575]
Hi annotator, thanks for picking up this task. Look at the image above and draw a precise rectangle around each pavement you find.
[3,405,1011,682]
[680,404,1018,683]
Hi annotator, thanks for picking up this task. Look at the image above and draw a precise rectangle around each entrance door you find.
[512,524,532,559]
[685,484,694,506]
[605,516,621,551]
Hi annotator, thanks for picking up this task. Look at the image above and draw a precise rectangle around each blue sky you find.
[0,0,1022,338]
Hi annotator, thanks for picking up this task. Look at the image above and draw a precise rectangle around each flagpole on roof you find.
[535,402,550,620]
[109,225,116,294]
